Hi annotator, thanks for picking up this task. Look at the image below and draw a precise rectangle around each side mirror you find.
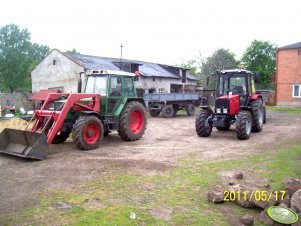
[254,73,260,83]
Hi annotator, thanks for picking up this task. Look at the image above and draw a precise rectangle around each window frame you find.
[292,84,301,98]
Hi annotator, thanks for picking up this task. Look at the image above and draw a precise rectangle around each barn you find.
[31,49,197,96]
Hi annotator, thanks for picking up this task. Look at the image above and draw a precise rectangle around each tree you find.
[241,40,276,89]
[0,24,50,92]
[66,48,80,54]
[201,48,238,89]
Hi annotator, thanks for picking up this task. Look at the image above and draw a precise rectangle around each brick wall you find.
[0,92,34,113]
[276,48,301,106]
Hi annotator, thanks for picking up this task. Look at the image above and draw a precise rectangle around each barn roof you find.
[65,52,197,80]
[278,42,301,50]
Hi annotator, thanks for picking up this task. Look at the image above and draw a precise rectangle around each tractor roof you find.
[86,69,135,76]
[220,69,254,75]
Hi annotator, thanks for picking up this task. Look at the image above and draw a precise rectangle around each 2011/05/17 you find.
[224,190,286,202]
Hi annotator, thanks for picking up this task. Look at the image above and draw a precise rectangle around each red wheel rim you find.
[129,110,144,134]
[83,123,100,144]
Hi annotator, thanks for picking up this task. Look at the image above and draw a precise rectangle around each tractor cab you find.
[84,70,139,117]
[216,70,257,107]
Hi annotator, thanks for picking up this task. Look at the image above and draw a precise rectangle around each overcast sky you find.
[0,0,300,65]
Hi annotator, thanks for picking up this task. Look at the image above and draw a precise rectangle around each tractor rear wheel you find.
[236,111,252,140]
[195,110,212,137]
[186,104,195,116]
[250,99,264,132]
[150,110,160,117]
[162,105,174,118]
[118,101,147,141]
[216,126,230,131]
[52,131,70,144]
[72,115,104,150]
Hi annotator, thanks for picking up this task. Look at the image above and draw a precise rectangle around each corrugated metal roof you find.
[278,42,301,50]
[65,53,197,80]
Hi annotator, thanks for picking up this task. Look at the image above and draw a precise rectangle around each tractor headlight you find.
[223,108,228,114]
[216,108,221,113]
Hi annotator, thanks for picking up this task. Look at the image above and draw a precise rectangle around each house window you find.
[298,50,301,55]
[153,77,155,82]
[159,88,164,93]
[293,84,301,97]
[53,60,57,65]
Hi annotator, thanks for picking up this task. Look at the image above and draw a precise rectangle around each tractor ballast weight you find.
[0,70,147,160]
[195,69,266,140]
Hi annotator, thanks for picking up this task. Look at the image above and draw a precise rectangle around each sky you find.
[0,0,301,66]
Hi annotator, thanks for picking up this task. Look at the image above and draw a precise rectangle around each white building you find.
[31,49,197,96]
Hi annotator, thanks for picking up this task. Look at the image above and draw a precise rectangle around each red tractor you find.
[195,70,266,140]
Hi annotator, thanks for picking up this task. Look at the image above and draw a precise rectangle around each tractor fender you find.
[239,106,253,113]
[80,111,103,122]
[200,106,214,115]
[250,94,262,100]
[127,98,146,107]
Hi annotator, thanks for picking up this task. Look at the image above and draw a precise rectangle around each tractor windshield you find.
[85,76,107,95]
[218,75,247,96]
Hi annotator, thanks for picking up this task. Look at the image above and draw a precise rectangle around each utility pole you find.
[119,43,123,70]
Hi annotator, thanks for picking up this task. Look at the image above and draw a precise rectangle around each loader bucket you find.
[0,128,48,160]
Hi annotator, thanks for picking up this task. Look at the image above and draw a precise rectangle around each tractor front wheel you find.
[236,111,252,140]
[250,99,264,132]
[195,110,212,137]
[52,131,70,144]
[72,115,104,150]
[118,101,147,141]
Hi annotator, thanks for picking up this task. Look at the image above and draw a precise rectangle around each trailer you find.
[143,93,202,118]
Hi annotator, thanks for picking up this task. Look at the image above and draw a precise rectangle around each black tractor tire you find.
[195,110,212,137]
[250,99,264,132]
[186,104,196,116]
[118,101,147,141]
[72,115,104,150]
[52,131,70,144]
[150,109,160,117]
[263,106,266,124]
[236,111,252,140]
[216,126,230,131]
[162,105,174,118]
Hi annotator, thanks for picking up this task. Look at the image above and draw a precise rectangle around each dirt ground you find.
[0,110,301,215]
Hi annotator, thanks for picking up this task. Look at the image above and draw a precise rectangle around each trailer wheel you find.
[150,110,160,117]
[263,106,266,124]
[186,104,195,116]
[162,105,174,118]
[72,115,104,150]
[118,101,147,141]
[52,131,70,144]
[195,110,212,137]
[236,111,252,140]
[250,99,264,132]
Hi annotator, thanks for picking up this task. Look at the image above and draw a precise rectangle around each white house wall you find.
[31,50,84,93]
[136,77,196,93]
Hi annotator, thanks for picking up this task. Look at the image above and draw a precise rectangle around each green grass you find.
[267,106,301,114]
[1,144,300,226]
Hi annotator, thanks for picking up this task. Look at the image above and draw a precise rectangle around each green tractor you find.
[0,70,147,160]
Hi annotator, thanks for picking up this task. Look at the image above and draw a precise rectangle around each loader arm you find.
[31,93,101,144]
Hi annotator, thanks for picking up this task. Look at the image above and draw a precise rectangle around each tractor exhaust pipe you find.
[78,72,84,93]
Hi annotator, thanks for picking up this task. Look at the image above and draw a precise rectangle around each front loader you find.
[0,70,147,160]
[195,69,266,140]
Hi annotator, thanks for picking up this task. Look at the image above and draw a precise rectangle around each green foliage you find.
[241,40,276,89]
[0,24,50,92]
[201,48,239,89]
[66,48,80,54]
